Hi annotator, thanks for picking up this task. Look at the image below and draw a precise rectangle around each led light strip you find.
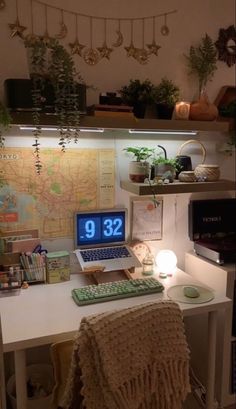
[129,129,198,136]
[19,126,105,133]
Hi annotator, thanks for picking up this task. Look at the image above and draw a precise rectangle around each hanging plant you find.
[0,101,11,149]
[24,36,82,172]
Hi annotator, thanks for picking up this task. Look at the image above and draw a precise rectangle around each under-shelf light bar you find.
[129,129,198,136]
[19,126,104,133]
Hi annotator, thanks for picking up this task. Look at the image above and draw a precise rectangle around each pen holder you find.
[23,266,46,283]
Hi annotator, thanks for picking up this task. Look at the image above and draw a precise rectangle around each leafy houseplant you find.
[0,101,11,148]
[151,145,180,181]
[123,146,154,182]
[185,33,217,95]
[152,157,180,181]
[151,78,180,119]
[119,79,155,118]
[24,36,83,173]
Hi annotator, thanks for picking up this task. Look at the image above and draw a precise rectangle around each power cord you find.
[190,367,219,409]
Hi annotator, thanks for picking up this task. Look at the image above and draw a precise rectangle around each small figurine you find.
[22,281,29,289]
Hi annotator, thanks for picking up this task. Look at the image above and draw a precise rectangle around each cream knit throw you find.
[62,300,190,409]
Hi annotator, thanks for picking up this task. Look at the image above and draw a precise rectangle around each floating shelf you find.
[10,112,230,133]
[120,179,236,195]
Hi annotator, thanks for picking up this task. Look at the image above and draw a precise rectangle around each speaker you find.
[4,79,33,111]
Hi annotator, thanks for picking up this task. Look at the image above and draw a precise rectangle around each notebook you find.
[74,208,142,272]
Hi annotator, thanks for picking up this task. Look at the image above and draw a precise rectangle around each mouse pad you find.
[167,285,214,304]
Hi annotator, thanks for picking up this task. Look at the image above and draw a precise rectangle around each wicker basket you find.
[194,164,220,181]
[177,140,206,182]
[178,171,196,182]
[176,139,206,164]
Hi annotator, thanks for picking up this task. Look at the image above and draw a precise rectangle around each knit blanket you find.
[62,300,190,409]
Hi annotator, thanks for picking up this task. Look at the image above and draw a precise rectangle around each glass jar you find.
[142,254,154,276]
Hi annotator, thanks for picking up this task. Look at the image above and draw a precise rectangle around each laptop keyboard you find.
[80,246,131,262]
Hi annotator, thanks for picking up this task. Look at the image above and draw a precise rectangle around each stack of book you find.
[92,104,134,118]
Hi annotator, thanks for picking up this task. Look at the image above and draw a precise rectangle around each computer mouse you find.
[183,286,200,298]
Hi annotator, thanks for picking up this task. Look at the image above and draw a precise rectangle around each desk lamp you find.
[155,250,177,278]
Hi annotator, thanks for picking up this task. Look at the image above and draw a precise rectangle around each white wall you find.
[0,0,235,269]
[0,0,235,104]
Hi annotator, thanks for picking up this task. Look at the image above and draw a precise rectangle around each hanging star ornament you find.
[69,40,85,56]
[146,41,161,56]
[124,43,137,58]
[97,42,113,59]
[135,48,149,64]
[9,18,26,38]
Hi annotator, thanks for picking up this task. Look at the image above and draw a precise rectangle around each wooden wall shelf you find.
[10,112,230,133]
[120,179,236,195]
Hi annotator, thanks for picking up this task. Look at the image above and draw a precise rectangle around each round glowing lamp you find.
[155,250,177,278]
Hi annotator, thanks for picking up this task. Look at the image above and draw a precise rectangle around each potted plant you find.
[123,146,154,182]
[151,145,180,181]
[24,36,85,173]
[0,101,11,149]
[185,33,217,97]
[119,79,155,118]
[184,34,218,121]
[151,78,180,119]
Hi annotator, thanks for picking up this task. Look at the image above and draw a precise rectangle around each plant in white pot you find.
[151,145,180,182]
[123,146,154,182]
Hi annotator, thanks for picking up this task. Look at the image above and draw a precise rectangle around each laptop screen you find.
[74,209,127,248]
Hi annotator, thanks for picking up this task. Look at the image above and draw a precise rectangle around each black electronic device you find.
[188,198,236,265]
[99,92,122,105]
[4,79,87,114]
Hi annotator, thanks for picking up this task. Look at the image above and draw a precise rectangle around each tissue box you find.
[46,251,70,284]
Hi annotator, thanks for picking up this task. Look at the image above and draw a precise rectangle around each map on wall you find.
[0,148,115,239]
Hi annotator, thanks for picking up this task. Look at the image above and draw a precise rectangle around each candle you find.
[175,101,190,120]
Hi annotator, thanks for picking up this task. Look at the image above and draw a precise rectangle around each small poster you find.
[131,199,163,241]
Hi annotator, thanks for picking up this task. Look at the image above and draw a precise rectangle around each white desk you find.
[0,269,231,409]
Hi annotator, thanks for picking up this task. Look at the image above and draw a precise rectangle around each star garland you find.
[8,0,178,65]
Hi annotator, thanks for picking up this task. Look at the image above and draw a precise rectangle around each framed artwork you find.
[131,198,163,241]
[215,25,236,67]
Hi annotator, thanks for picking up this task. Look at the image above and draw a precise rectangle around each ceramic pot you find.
[129,161,149,182]
[189,89,218,121]
[154,163,176,181]
[133,102,146,118]
[156,103,174,119]
[175,155,192,177]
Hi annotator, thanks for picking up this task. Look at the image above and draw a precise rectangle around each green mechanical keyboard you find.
[72,277,164,306]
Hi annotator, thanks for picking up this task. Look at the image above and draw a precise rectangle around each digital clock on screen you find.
[75,210,126,246]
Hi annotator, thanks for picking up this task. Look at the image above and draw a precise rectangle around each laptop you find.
[74,208,142,272]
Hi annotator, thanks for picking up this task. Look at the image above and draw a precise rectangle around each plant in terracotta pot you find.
[185,33,218,121]
[0,101,11,148]
[123,146,154,182]
[151,78,180,119]
[119,79,155,118]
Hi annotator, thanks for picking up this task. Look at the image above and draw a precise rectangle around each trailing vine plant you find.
[0,101,11,149]
[24,36,82,173]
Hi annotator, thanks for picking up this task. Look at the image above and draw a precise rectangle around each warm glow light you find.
[155,250,177,278]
